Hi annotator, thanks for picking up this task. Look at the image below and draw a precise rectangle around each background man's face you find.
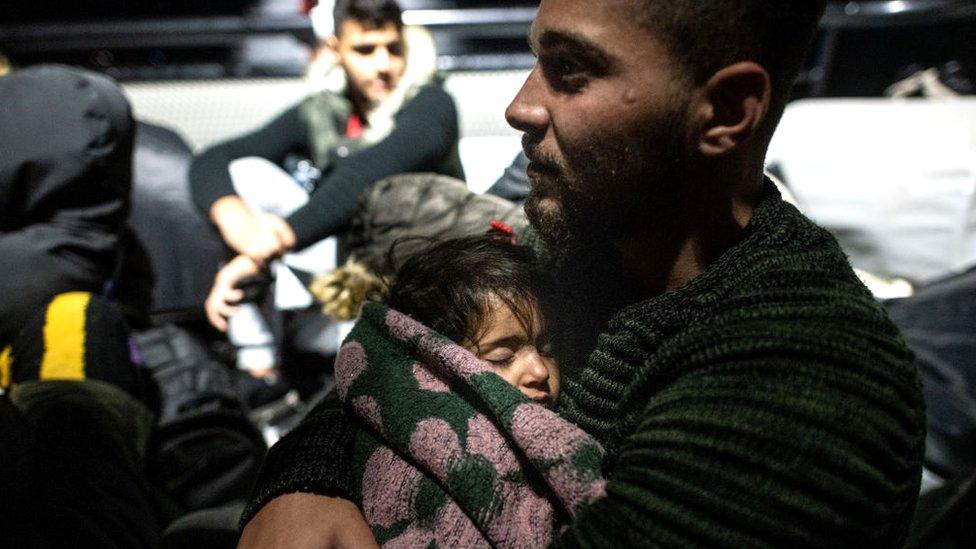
[506,0,693,247]
[335,20,406,107]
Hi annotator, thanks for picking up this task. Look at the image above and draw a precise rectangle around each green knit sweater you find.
[244,182,925,547]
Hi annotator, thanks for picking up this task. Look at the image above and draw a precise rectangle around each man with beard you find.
[238,0,926,546]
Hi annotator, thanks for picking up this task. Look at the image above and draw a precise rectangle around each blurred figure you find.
[0,64,151,348]
[0,292,167,548]
[192,0,462,377]
[0,66,165,547]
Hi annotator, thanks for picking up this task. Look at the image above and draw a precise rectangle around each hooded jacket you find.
[0,65,136,344]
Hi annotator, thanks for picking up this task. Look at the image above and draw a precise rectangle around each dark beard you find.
[524,107,690,249]
[523,168,577,250]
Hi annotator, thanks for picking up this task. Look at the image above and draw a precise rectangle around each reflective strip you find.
[0,346,11,388]
[39,292,90,381]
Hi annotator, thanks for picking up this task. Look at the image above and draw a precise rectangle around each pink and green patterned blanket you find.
[334,302,607,548]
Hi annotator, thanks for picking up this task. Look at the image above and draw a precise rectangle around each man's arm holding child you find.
[239,493,376,549]
[238,391,377,548]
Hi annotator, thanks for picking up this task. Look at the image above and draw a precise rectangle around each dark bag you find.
[135,324,267,512]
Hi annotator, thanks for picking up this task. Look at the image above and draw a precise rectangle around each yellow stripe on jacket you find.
[39,292,91,381]
[0,345,11,388]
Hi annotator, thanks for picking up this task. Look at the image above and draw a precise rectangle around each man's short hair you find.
[639,0,826,138]
[333,0,403,35]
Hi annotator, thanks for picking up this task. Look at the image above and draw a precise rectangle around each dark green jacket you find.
[189,84,464,249]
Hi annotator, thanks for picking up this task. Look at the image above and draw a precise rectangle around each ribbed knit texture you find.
[550,182,925,547]
[240,389,358,524]
[243,181,925,546]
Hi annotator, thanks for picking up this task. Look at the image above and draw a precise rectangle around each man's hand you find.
[211,195,297,263]
[238,493,378,549]
[205,254,261,331]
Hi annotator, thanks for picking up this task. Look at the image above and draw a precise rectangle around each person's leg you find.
[887,269,976,411]
[229,157,311,218]
[229,157,338,301]
[222,159,292,374]
[226,158,339,375]
[226,302,278,373]
[886,269,976,481]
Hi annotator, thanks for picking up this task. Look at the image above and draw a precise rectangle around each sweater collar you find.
[610,178,786,324]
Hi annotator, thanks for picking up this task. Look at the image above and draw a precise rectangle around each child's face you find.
[465,297,560,406]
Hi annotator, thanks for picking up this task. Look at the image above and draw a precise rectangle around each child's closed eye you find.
[483,350,515,367]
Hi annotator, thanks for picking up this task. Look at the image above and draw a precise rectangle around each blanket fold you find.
[335,302,606,548]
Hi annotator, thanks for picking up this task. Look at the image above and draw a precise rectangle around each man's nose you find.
[374,47,392,74]
[505,65,549,135]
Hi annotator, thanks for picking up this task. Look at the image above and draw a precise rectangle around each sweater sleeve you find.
[285,84,459,249]
[240,390,359,528]
[553,325,925,547]
[189,103,308,218]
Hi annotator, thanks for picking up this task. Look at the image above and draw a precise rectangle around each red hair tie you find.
[489,219,517,245]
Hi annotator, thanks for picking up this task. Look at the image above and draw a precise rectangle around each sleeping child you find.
[333,223,607,547]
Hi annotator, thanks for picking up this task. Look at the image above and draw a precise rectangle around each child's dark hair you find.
[385,233,550,345]
[333,0,403,35]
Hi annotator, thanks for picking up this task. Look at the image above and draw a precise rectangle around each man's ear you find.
[695,62,771,157]
[310,36,342,66]
[324,35,341,56]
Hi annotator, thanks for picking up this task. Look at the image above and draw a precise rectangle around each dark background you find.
[1,0,973,98]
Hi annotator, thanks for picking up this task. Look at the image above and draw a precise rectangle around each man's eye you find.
[541,56,589,93]
[387,41,405,57]
[352,45,377,55]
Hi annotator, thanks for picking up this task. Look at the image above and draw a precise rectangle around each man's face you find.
[506,0,694,247]
[335,20,406,107]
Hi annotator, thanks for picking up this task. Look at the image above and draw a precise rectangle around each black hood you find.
[0,64,133,234]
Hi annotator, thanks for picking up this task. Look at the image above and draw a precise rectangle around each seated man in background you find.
[239,0,925,546]
[194,0,463,374]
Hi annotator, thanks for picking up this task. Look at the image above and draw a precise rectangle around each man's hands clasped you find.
[205,196,298,331]
[205,254,263,331]
[212,195,297,264]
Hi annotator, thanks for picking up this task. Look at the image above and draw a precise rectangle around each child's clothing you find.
[334,302,606,547]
